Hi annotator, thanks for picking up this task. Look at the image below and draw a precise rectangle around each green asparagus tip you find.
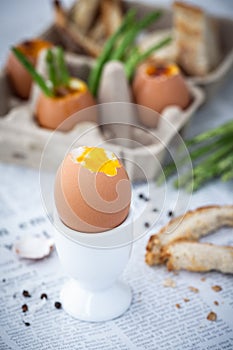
[56,46,70,85]
[12,47,54,97]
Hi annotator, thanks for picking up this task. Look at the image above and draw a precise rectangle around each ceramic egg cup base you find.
[54,208,134,322]
[60,278,132,322]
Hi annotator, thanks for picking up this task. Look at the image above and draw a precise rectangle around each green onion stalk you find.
[12,46,71,97]
[88,9,136,97]
[88,9,172,97]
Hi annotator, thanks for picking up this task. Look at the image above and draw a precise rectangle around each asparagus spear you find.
[187,120,233,145]
[192,142,233,177]
[88,9,136,96]
[161,120,233,191]
[12,47,54,97]
[218,153,233,172]
[179,142,233,191]
[111,11,162,61]
[159,132,233,182]
[46,49,58,88]
[125,36,172,80]
[222,167,233,182]
[56,46,70,85]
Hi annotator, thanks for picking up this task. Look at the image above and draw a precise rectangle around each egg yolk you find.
[74,147,122,176]
[54,78,87,98]
[146,64,180,77]
[18,39,52,58]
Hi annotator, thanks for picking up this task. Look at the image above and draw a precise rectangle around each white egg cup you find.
[53,208,134,322]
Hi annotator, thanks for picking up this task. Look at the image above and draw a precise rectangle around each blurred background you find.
[1,0,233,67]
[1,0,233,183]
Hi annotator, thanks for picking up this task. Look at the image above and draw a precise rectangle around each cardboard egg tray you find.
[0,52,204,181]
[41,0,233,100]
[126,1,233,99]
[1,0,233,181]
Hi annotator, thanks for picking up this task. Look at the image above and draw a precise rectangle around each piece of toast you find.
[101,0,123,36]
[173,1,220,76]
[72,0,100,35]
[88,17,106,42]
[162,241,233,274]
[53,0,102,57]
[138,29,177,64]
[145,205,233,266]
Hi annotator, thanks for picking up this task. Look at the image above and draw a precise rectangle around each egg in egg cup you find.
[54,146,133,322]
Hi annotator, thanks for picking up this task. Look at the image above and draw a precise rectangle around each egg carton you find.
[40,0,233,100]
[1,1,231,180]
[0,52,204,182]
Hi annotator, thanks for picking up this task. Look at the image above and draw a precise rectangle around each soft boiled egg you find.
[35,78,96,131]
[132,62,190,127]
[54,146,131,233]
[6,39,52,99]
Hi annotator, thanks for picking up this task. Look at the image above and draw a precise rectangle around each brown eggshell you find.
[132,63,191,127]
[6,39,52,99]
[6,51,34,99]
[54,153,131,233]
[35,89,96,131]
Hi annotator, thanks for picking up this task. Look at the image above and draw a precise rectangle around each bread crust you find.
[145,205,233,270]
[173,1,220,76]
[53,0,102,57]
[72,0,100,35]
[101,0,123,36]
[173,1,203,16]
[163,241,233,274]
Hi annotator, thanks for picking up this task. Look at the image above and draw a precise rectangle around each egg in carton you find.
[0,47,204,181]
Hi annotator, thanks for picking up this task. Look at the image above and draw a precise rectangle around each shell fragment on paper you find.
[14,234,54,260]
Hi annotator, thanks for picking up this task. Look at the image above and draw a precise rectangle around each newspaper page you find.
[0,163,233,350]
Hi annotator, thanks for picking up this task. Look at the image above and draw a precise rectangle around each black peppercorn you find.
[40,293,48,300]
[168,211,174,217]
[22,304,28,313]
[22,290,31,298]
[54,301,62,309]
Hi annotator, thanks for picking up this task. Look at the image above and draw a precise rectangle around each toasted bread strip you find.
[162,241,233,274]
[138,29,176,64]
[88,17,106,42]
[101,0,123,36]
[53,0,102,57]
[173,1,220,76]
[145,205,233,266]
[53,0,67,27]
[72,0,100,35]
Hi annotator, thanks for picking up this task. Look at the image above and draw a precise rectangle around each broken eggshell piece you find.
[35,78,96,131]
[14,235,54,259]
[6,39,52,99]
[132,62,190,128]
